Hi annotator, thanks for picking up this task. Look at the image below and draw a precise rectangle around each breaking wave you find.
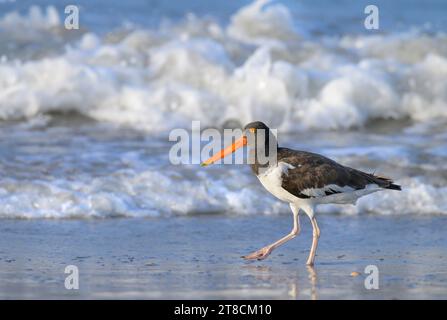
[0,1,446,132]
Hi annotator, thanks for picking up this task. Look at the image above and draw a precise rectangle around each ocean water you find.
[0,0,446,218]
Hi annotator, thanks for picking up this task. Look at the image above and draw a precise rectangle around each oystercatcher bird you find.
[201,121,401,266]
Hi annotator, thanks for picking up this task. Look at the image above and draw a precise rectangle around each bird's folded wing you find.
[278,148,381,199]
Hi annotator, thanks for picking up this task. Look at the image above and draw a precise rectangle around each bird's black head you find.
[200,120,278,174]
[243,121,272,143]
[243,121,278,174]
[244,121,270,132]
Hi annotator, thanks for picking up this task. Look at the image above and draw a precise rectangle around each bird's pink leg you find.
[243,206,300,260]
[306,217,320,266]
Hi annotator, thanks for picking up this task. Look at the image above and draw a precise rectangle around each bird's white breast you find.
[257,162,299,204]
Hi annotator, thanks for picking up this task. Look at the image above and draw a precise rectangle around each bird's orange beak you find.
[201,135,247,167]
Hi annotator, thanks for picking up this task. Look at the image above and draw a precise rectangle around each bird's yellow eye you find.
[249,128,256,133]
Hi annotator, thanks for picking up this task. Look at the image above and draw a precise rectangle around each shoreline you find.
[0,214,446,299]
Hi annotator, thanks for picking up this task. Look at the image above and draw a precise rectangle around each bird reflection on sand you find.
[307,266,318,300]
[241,264,318,300]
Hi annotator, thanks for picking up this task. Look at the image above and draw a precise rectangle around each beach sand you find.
[0,214,446,299]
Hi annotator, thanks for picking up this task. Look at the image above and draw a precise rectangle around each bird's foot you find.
[242,246,272,260]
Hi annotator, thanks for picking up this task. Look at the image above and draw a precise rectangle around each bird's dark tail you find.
[385,183,402,191]
[372,174,402,191]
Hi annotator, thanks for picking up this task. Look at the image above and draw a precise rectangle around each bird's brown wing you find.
[277,148,393,199]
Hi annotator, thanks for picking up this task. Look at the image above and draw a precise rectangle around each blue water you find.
[2,0,447,34]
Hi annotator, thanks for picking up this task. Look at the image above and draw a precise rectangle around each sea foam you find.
[0,0,446,132]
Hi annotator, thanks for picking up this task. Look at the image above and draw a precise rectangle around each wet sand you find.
[0,214,446,299]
